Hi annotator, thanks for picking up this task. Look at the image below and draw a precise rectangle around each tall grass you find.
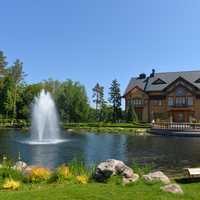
[131,162,154,176]
[68,158,95,177]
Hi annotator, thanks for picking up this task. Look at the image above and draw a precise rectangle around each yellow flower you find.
[76,175,88,184]
[29,167,51,182]
[57,165,71,179]
[3,179,20,190]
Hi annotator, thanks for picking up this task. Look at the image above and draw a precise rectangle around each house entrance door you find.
[173,112,189,122]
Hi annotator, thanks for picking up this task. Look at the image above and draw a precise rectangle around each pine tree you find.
[92,83,105,121]
[109,79,122,122]
[0,51,7,75]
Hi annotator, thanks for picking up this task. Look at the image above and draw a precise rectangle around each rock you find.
[13,161,28,171]
[22,166,33,176]
[93,159,134,182]
[143,171,170,184]
[123,173,139,185]
[161,184,183,194]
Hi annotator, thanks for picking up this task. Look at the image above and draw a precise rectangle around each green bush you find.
[0,167,25,182]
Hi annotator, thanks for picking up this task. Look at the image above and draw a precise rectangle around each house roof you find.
[124,77,147,95]
[124,70,200,95]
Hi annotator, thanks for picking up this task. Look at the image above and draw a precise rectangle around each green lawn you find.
[0,181,199,200]
[63,122,151,134]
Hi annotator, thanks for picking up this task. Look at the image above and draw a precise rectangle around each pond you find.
[1,129,200,175]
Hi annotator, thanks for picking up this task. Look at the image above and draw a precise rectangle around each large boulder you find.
[143,171,170,184]
[161,184,183,194]
[13,161,28,171]
[93,159,137,182]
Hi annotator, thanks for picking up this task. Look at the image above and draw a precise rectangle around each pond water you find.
[1,129,200,175]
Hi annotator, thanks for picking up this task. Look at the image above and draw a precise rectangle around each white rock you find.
[123,173,139,185]
[13,161,28,171]
[143,171,170,184]
[161,184,183,194]
[93,159,134,182]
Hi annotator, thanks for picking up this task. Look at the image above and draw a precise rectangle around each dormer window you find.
[194,78,200,83]
[152,78,166,85]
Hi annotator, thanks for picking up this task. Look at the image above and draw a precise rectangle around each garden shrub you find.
[28,167,51,183]
[0,167,25,181]
[56,165,71,179]
[48,165,72,183]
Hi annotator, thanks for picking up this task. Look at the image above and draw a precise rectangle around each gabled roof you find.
[124,77,147,96]
[124,70,200,96]
[195,78,200,83]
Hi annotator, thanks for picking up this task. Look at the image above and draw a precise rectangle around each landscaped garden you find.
[0,158,198,200]
[0,157,200,200]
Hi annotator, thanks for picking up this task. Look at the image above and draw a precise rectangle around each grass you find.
[0,180,200,200]
[63,122,151,134]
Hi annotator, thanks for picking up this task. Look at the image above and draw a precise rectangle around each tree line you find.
[0,50,136,123]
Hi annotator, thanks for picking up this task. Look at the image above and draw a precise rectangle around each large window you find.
[175,87,186,96]
[176,96,186,106]
[168,97,174,106]
[187,97,193,106]
[132,98,143,106]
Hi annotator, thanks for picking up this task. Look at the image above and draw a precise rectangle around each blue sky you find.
[1,0,200,106]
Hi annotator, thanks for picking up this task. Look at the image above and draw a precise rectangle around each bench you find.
[185,168,200,178]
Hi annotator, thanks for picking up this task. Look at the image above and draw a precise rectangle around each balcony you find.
[168,96,193,109]
[169,103,192,108]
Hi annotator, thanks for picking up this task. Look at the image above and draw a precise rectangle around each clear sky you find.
[1,0,200,106]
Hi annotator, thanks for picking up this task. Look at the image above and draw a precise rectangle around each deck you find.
[150,122,200,137]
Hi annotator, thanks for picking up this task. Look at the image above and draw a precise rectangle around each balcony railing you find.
[152,122,200,131]
[169,104,192,108]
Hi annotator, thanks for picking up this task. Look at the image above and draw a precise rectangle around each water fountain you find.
[25,89,66,144]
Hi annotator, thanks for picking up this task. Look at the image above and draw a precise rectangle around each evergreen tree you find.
[109,79,122,122]
[92,83,104,121]
[0,50,7,75]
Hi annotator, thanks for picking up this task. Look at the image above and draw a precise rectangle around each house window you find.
[132,98,143,106]
[176,97,186,106]
[175,87,186,96]
[168,97,174,106]
[152,99,162,106]
[187,97,193,106]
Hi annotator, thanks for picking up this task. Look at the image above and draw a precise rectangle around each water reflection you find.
[1,129,200,174]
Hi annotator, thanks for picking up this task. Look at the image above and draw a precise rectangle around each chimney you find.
[150,69,155,78]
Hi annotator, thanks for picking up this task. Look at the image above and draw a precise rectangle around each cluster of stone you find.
[93,159,139,185]
[93,159,183,194]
